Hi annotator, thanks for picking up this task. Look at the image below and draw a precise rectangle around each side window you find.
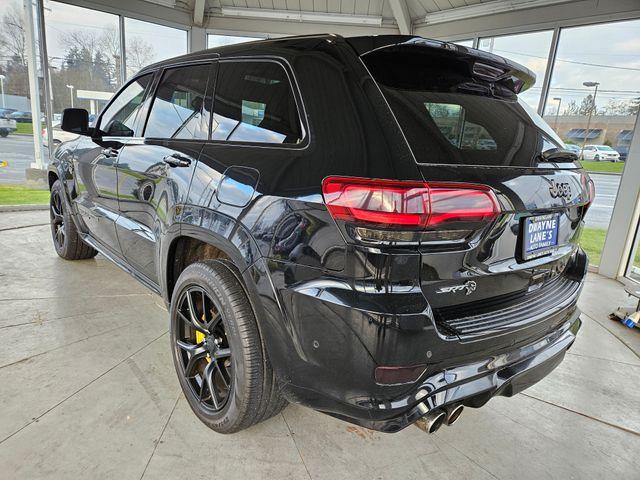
[145,64,211,139]
[99,74,152,137]
[211,61,302,144]
[425,102,497,151]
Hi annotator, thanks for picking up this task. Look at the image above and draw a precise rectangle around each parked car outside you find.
[616,145,629,162]
[0,116,17,137]
[564,144,581,155]
[48,35,592,435]
[581,144,620,161]
[8,111,32,123]
[43,121,80,149]
[0,107,17,119]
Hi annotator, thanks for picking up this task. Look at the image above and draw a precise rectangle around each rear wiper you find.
[539,148,578,162]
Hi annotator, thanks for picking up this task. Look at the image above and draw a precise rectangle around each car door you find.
[582,145,594,160]
[115,62,213,286]
[72,73,154,256]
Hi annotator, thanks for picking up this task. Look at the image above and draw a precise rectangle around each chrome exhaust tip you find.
[414,409,447,434]
[445,404,464,426]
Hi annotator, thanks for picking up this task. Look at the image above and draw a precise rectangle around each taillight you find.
[580,174,596,215]
[322,177,500,243]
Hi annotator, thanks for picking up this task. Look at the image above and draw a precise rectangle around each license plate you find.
[523,214,559,260]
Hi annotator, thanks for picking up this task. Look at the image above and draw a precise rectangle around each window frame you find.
[141,60,216,141]
[207,56,310,150]
[94,72,157,139]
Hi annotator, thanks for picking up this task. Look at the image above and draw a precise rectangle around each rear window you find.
[363,50,565,167]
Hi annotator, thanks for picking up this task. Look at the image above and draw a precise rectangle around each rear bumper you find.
[258,248,587,433]
[337,312,580,432]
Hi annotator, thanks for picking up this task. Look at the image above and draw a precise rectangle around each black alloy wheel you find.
[174,285,232,412]
[50,188,66,250]
[49,179,97,260]
[170,260,287,433]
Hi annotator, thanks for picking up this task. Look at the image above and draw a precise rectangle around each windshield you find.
[597,145,614,151]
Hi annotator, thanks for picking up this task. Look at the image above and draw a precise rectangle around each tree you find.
[563,100,579,115]
[628,97,640,116]
[125,36,155,77]
[578,94,597,116]
[0,3,27,67]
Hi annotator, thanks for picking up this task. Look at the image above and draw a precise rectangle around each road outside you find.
[0,135,49,185]
[0,135,621,229]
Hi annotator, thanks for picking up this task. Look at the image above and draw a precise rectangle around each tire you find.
[0,129,8,138]
[50,179,98,260]
[594,155,600,161]
[170,260,286,434]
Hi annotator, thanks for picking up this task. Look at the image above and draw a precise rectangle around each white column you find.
[599,113,640,279]
[190,26,207,53]
[23,0,45,170]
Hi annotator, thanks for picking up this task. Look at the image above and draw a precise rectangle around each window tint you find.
[145,64,211,139]
[100,74,152,137]
[425,103,497,151]
[211,61,302,144]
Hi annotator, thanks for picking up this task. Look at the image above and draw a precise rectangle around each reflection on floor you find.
[1,210,639,480]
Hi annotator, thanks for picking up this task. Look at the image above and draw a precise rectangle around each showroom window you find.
[145,64,211,140]
[478,30,554,111]
[207,34,264,48]
[124,18,188,79]
[43,1,122,115]
[99,74,153,137]
[211,61,302,144]
[543,19,640,267]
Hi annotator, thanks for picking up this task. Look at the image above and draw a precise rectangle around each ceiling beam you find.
[193,0,205,27]
[389,0,412,35]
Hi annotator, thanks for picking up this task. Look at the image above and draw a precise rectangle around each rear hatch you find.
[350,36,593,340]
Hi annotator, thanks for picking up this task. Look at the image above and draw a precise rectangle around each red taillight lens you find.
[322,178,430,228]
[322,177,500,230]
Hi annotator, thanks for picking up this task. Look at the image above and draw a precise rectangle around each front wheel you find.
[50,179,97,260]
[0,129,8,138]
[594,154,600,161]
[170,260,286,433]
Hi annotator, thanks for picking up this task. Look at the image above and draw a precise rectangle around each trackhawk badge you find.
[436,280,477,296]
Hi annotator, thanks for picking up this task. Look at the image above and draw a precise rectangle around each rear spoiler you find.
[346,35,536,96]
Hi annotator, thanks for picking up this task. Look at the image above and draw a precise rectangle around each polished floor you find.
[1,210,639,480]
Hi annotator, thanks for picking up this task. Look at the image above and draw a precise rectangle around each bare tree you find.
[126,36,155,76]
[0,3,27,66]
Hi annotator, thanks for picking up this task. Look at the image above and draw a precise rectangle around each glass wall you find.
[124,18,188,79]
[542,19,640,267]
[478,30,554,110]
[452,39,474,48]
[207,34,263,49]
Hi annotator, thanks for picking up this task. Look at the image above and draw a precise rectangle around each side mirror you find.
[61,108,89,135]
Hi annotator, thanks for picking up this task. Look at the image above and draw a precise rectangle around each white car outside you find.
[581,145,620,162]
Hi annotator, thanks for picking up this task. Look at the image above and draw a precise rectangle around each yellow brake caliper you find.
[196,314,211,363]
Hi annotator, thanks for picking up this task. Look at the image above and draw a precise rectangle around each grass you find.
[12,123,46,135]
[580,227,640,268]
[0,184,49,205]
[580,160,624,174]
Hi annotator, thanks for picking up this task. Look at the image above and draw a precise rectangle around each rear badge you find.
[436,280,477,296]
[549,180,571,199]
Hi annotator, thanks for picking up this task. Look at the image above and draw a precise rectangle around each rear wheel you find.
[170,260,286,433]
[0,129,8,138]
[50,180,98,260]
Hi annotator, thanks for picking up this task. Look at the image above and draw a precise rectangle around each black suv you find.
[48,35,592,434]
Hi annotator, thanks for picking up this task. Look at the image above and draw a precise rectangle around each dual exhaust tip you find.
[415,404,464,434]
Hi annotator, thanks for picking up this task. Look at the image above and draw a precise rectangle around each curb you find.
[587,171,622,177]
[0,204,48,212]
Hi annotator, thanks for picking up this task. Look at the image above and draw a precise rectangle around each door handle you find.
[163,153,192,168]
[101,147,119,158]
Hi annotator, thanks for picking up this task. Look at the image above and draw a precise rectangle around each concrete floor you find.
[1,210,639,480]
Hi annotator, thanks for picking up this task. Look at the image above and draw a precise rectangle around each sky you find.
[1,0,639,118]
